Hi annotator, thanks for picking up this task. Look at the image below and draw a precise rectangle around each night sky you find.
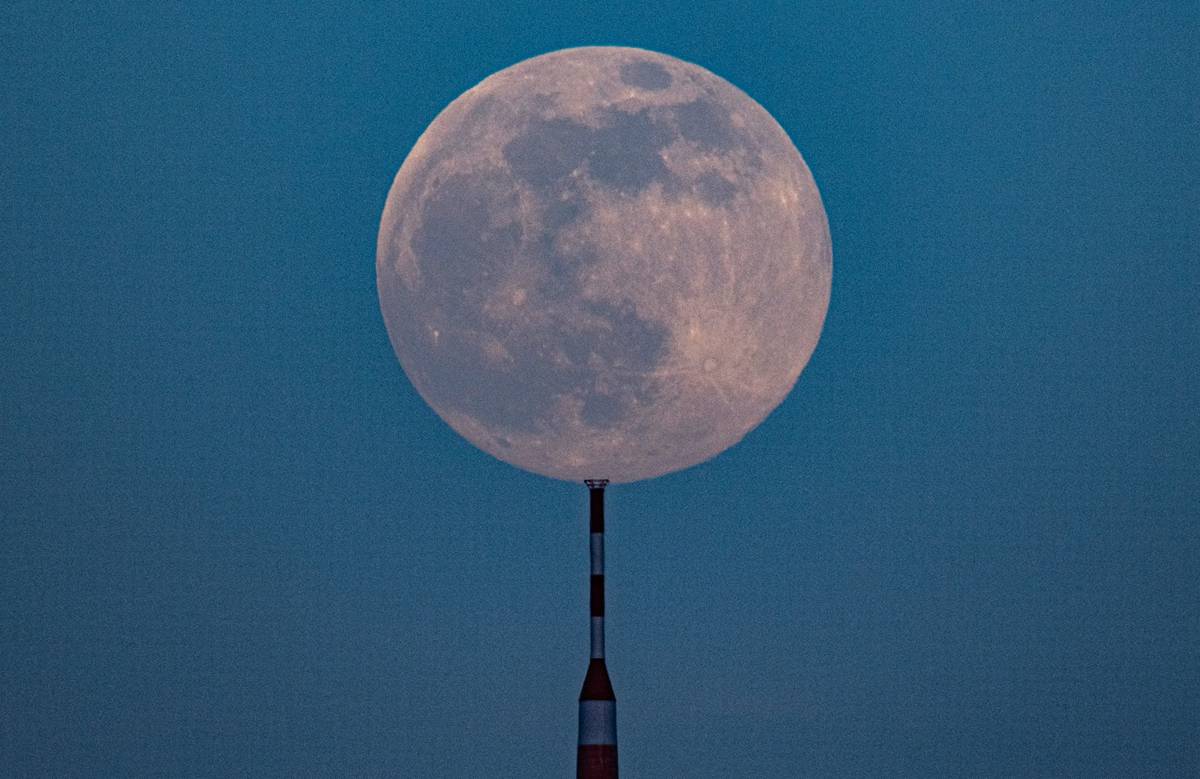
[3,3,1197,776]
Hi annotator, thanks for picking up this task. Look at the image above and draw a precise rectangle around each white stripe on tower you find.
[590,515,605,659]
[578,479,617,779]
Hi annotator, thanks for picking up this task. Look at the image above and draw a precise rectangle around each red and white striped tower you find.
[578,479,617,778]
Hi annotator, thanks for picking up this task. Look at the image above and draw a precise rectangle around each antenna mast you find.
[577,479,617,778]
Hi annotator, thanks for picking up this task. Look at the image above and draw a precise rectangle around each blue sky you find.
[3,3,1197,775]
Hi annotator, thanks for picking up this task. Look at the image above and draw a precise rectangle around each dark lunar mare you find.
[501,93,754,207]
[409,171,522,310]
[673,98,737,151]
[692,171,738,205]
[502,118,594,188]
[502,108,675,196]
[586,110,674,194]
[619,59,672,90]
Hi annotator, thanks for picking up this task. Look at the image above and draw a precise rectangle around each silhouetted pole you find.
[578,479,617,778]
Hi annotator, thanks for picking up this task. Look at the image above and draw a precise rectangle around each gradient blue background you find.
[3,3,1197,776]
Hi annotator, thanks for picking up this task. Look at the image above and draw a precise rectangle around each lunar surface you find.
[377,47,831,483]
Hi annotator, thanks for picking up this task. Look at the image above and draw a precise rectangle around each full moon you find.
[377,47,831,483]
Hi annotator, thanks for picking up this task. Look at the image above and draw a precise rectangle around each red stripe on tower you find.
[578,479,617,778]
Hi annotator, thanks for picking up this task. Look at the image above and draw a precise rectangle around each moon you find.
[377,47,831,483]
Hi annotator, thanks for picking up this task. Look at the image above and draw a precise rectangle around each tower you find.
[577,479,617,778]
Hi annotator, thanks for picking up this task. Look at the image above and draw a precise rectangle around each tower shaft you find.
[578,479,617,778]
